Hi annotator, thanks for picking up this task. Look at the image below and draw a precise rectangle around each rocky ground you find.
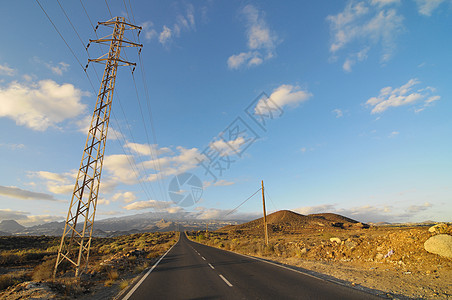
[189,224,452,299]
[0,232,178,299]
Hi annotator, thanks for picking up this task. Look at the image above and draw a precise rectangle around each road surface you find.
[122,233,382,299]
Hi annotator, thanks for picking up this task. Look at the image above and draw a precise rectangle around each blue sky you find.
[0,0,451,226]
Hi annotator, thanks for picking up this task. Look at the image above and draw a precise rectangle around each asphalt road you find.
[122,233,382,300]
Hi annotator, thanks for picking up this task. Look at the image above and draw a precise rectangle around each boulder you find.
[330,237,341,244]
[428,224,449,235]
[424,234,452,258]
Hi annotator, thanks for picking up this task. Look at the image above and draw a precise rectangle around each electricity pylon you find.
[54,17,142,277]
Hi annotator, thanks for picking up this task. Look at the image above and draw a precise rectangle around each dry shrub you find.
[32,256,56,281]
[119,280,129,290]
[0,275,13,291]
[103,269,119,286]
[107,269,119,281]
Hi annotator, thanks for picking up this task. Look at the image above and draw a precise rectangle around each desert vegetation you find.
[0,232,178,299]
[187,210,451,299]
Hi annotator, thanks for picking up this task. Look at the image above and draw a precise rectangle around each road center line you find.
[208,263,215,269]
[201,256,206,260]
[219,274,233,287]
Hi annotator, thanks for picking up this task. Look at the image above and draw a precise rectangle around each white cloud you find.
[50,62,69,76]
[0,143,25,150]
[125,142,172,157]
[255,85,311,115]
[416,0,446,16]
[365,78,440,114]
[145,146,201,181]
[0,185,57,201]
[159,25,172,45]
[141,21,158,41]
[166,206,183,214]
[203,179,235,188]
[34,171,66,182]
[228,5,279,70]
[294,202,434,223]
[0,79,87,131]
[389,131,399,138]
[209,137,247,157]
[104,154,139,185]
[407,202,432,213]
[332,109,344,118]
[158,4,195,46]
[112,191,137,203]
[97,198,111,205]
[371,0,400,6]
[0,64,15,76]
[228,52,264,69]
[0,209,63,226]
[343,47,369,72]
[123,200,171,210]
[30,170,76,195]
[327,1,404,69]
[97,210,123,216]
[32,58,70,76]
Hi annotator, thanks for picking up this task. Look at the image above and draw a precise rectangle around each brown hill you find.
[219,210,367,233]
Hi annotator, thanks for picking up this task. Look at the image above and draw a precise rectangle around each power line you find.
[130,71,168,203]
[105,0,113,18]
[128,0,137,25]
[137,53,169,202]
[224,188,262,217]
[79,0,95,32]
[36,0,156,205]
[35,0,85,71]
[122,0,130,22]
[56,0,85,48]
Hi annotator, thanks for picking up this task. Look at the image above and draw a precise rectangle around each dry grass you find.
[0,231,179,297]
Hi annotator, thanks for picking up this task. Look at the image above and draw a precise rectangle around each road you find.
[122,233,382,300]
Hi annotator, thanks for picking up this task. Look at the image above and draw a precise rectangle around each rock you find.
[353,222,370,229]
[428,224,449,234]
[375,253,384,260]
[330,237,341,244]
[300,247,308,254]
[345,240,357,249]
[424,234,452,258]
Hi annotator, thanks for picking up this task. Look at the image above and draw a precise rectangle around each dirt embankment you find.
[188,225,452,299]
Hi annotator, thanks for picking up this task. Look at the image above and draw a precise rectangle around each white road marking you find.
[219,274,233,287]
[208,263,215,269]
[122,238,179,300]
[201,256,206,260]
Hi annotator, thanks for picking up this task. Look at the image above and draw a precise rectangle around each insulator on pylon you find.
[86,43,90,50]
[138,30,141,37]
[132,67,136,74]
[95,25,99,31]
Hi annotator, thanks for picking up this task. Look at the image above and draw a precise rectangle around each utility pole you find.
[54,17,142,277]
[261,180,269,246]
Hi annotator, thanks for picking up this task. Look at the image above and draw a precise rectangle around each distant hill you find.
[219,210,368,233]
[0,220,25,233]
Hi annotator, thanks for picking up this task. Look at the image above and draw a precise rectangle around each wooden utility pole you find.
[54,17,142,278]
[261,180,269,245]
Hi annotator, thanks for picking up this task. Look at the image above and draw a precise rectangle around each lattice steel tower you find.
[54,17,142,277]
